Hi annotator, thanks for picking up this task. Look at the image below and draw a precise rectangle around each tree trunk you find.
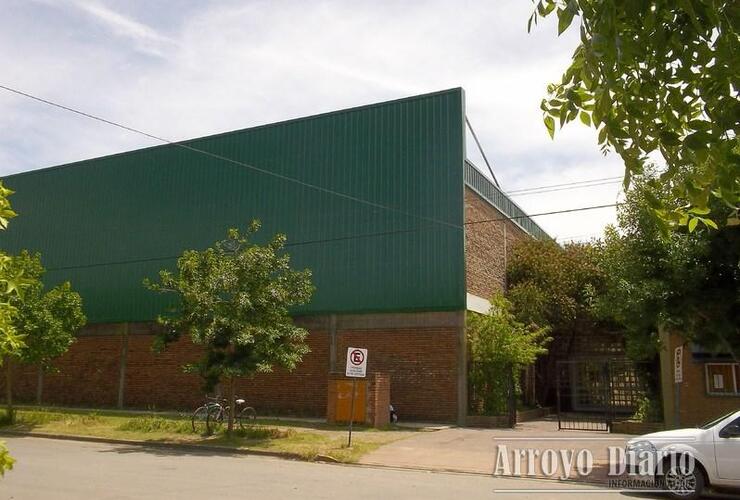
[227,376,235,436]
[4,357,13,423]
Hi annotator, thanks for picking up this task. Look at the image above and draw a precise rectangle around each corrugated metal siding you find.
[464,161,549,240]
[1,89,466,323]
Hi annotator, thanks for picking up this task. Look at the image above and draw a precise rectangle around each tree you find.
[530,0,739,228]
[0,181,23,477]
[146,221,314,435]
[507,239,607,403]
[593,177,739,362]
[3,251,86,421]
[468,294,550,417]
[508,239,604,327]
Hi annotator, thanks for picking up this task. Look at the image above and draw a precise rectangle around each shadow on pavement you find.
[94,441,283,459]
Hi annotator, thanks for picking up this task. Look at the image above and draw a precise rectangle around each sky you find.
[0,0,626,241]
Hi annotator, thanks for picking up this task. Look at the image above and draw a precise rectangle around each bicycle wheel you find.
[191,405,209,433]
[206,406,224,434]
[237,407,257,429]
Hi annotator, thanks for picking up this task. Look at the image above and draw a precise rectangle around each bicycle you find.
[192,396,257,434]
[191,396,222,433]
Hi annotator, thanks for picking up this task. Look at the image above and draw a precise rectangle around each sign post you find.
[345,347,367,447]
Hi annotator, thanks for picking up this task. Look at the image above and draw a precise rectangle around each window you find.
[705,363,739,396]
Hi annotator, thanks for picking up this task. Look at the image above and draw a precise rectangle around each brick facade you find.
[336,327,458,421]
[1,312,463,422]
[0,191,536,425]
[464,187,529,300]
[660,331,740,427]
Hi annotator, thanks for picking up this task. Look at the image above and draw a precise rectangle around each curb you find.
[0,430,612,487]
[0,430,304,461]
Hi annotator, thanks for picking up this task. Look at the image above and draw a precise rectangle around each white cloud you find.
[29,0,175,56]
[0,0,626,239]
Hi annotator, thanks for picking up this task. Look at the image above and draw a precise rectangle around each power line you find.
[1,84,627,235]
[2,83,624,229]
[505,176,622,195]
[559,235,602,243]
[558,231,602,240]
[463,203,618,226]
[0,84,460,231]
[45,202,620,272]
[508,179,622,197]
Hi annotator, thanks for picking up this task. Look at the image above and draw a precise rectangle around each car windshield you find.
[699,411,736,429]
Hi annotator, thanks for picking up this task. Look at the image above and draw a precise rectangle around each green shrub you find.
[632,397,663,423]
[467,295,550,416]
[0,441,14,476]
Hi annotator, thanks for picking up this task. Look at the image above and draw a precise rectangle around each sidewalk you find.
[359,417,632,483]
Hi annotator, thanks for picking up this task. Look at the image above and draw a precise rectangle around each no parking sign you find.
[345,347,368,378]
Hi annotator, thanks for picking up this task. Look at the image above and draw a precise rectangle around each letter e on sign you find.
[345,347,368,378]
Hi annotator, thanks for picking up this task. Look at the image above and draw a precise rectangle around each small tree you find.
[467,294,550,417]
[146,221,314,435]
[3,251,86,421]
[0,181,24,477]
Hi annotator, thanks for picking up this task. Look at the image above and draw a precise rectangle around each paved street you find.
[0,436,616,500]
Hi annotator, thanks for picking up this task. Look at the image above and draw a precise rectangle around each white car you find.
[625,409,740,499]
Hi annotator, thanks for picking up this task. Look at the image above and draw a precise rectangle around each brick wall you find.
[337,327,458,421]
[660,332,740,427]
[29,334,123,408]
[465,187,530,300]
[1,312,462,422]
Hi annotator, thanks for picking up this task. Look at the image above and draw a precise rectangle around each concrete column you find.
[456,311,467,426]
[117,323,129,409]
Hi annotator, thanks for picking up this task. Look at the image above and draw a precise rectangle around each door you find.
[715,416,740,480]
[334,379,367,423]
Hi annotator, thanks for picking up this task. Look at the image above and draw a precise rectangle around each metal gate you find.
[556,359,646,432]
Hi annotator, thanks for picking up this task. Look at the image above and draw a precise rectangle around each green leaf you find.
[659,131,681,146]
[698,217,718,230]
[685,131,711,150]
[687,120,710,131]
[687,217,698,232]
[597,126,607,144]
[687,206,710,215]
[579,111,591,126]
[544,116,555,139]
[557,8,575,35]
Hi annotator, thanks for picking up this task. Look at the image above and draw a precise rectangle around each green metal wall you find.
[1,89,466,323]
